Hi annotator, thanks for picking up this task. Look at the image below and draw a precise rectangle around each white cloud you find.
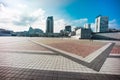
[31,19,46,32]
[109,19,120,29]
[0,2,5,11]
[12,8,45,27]
[54,19,68,33]
[0,2,46,32]
[0,2,21,20]
[0,1,92,33]
[30,9,45,18]
[0,0,73,32]
[0,2,25,31]
[17,4,27,9]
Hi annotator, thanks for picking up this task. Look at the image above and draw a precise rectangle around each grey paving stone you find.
[0,66,119,80]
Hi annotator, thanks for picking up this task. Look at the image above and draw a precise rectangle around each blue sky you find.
[64,0,120,22]
[0,0,120,32]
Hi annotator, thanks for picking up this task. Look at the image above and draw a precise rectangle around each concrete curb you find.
[84,43,113,62]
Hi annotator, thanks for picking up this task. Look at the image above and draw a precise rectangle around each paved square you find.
[0,37,120,80]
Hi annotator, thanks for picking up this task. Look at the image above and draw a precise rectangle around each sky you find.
[0,0,120,32]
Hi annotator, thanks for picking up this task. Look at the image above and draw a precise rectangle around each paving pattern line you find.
[0,49,55,54]
[109,54,120,58]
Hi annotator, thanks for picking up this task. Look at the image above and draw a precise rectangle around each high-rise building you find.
[72,28,92,39]
[65,25,71,32]
[84,23,91,29]
[46,16,54,33]
[95,15,108,32]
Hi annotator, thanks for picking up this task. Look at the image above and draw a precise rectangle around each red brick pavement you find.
[48,42,103,58]
[111,46,120,54]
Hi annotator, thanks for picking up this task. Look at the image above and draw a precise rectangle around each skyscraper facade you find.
[95,16,108,32]
[65,25,71,32]
[46,16,54,33]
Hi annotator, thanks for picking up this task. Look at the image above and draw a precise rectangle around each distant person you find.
[90,35,93,42]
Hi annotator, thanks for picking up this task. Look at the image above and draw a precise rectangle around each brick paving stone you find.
[111,45,120,54]
[48,42,103,57]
